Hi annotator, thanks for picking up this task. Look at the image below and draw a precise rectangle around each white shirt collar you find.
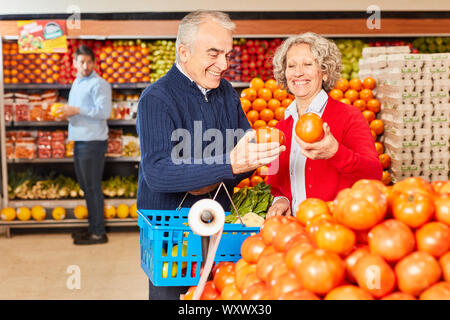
[176,62,210,96]
[285,89,329,120]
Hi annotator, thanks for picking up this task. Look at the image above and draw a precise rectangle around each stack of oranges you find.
[240,78,295,130]
[330,77,391,185]
[234,166,269,194]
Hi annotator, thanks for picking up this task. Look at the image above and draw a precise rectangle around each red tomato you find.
[260,216,283,245]
[315,223,356,256]
[419,282,450,300]
[392,192,435,228]
[267,259,289,286]
[183,286,196,300]
[295,249,345,296]
[324,285,374,300]
[212,261,234,278]
[440,251,450,281]
[344,245,370,283]
[285,241,315,271]
[213,263,235,292]
[235,263,257,292]
[395,251,442,296]
[392,177,435,197]
[255,126,285,145]
[435,194,450,226]
[368,219,415,262]
[256,252,285,283]
[269,271,302,300]
[220,283,242,300]
[241,234,266,264]
[272,220,306,252]
[334,184,387,230]
[200,281,220,300]
[296,198,330,226]
[416,222,450,257]
[353,253,396,298]
[242,282,270,300]
[239,272,262,294]
[381,292,416,300]
[278,289,320,300]
[295,113,324,143]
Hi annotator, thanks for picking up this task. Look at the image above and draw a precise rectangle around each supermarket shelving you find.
[1,13,449,234]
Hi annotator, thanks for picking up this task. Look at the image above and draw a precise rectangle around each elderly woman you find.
[267,32,382,217]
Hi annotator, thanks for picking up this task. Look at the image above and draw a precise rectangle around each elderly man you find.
[137,10,285,300]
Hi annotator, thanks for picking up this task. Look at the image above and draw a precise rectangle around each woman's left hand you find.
[294,122,339,160]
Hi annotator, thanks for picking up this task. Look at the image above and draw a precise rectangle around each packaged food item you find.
[29,103,43,121]
[122,135,140,157]
[107,129,123,157]
[14,102,30,122]
[6,142,14,160]
[4,100,14,122]
[15,142,37,159]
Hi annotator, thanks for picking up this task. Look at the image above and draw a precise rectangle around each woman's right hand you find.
[266,197,291,218]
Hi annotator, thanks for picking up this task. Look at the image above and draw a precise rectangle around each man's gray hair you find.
[175,10,235,62]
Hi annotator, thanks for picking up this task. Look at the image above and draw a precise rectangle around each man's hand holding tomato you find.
[230,130,286,175]
[295,122,339,160]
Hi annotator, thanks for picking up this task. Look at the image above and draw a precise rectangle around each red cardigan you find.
[267,96,383,203]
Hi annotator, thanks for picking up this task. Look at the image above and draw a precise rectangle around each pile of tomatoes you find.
[184,177,450,300]
[330,77,391,185]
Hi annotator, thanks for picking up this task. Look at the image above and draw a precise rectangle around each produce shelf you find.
[7,120,136,127]
[7,198,136,209]
[7,157,140,163]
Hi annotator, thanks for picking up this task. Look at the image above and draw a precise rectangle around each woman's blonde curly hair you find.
[272,32,342,93]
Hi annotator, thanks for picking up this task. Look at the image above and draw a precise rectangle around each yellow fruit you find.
[1,207,16,221]
[104,205,116,219]
[116,204,129,219]
[50,103,64,117]
[52,207,66,220]
[31,205,46,221]
[17,207,31,221]
[74,205,88,219]
[130,203,138,218]
[162,261,178,278]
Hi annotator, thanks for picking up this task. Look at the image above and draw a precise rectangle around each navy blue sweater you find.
[136,65,252,211]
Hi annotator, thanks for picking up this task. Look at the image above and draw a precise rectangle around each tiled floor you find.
[0,230,148,300]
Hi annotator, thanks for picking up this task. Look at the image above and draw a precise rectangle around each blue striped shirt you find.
[67,71,112,141]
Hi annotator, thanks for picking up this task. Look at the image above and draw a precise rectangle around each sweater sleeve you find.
[327,109,383,181]
[78,81,112,120]
[137,92,237,193]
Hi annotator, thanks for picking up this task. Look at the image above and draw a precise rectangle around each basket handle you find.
[176,182,245,227]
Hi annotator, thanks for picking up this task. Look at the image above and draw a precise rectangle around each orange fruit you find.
[267,99,281,112]
[353,99,366,112]
[253,120,267,129]
[370,119,384,135]
[344,89,359,103]
[281,98,293,108]
[339,98,351,105]
[381,171,392,186]
[329,89,344,101]
[362,77,376,90]
[259,108,275,122]
[349,78,363,91]
[246,110,259,124]
[252,98,267,112]
[335,78,349,92]
[371,130,377,141]
[251,175,264,187]
[241,88,257,101]
[359,89,374,101]
[240,98,252,113]
[375,142,384,155]
[268,119,279,127]
[362,110,376,123]
[366,99,381,113]
[274,107,286,121]
[250,77,265,91]
[258,88,273,101]
[265,79,279,91]
[273,89,288,101]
